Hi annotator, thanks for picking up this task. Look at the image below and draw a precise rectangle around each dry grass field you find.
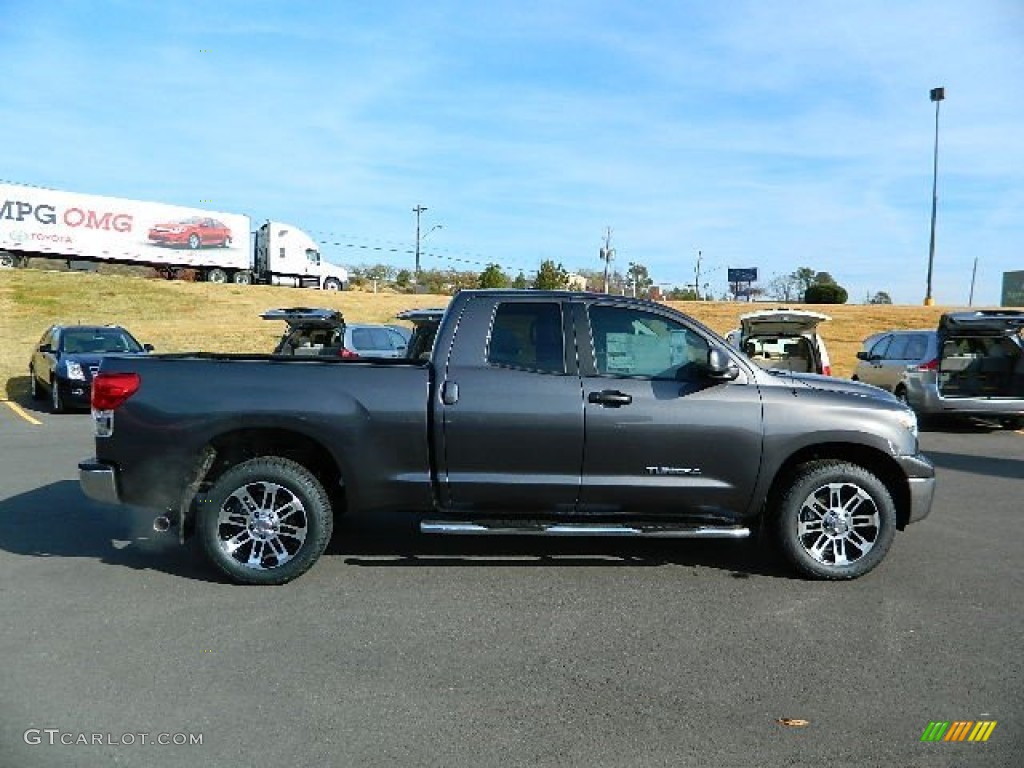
[0,268,998,400]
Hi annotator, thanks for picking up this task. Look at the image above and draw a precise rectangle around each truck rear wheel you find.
[205,268,228,283]
[774,460,896,580]
[198,457,333,585]
[232,270,252,285]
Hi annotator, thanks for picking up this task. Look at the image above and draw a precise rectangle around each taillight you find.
[339,348,360,359]
[92,372,141,410]
[822,365,832,376]
[915,358,939,371]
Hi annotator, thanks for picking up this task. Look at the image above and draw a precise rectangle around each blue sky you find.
[2,0,1022,304]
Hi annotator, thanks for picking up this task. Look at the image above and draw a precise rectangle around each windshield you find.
[61,329,142,354]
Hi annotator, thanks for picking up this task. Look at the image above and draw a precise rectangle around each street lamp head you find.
[930,87,945,102]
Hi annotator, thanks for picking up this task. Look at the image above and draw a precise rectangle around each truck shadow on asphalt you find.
[924,450,1024,480]
[0,480,219,582]
[919,415,1014,434]
[0,482,793,582]
[330,510,791,579]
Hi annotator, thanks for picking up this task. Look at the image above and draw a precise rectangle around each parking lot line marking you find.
[0,398,43,425]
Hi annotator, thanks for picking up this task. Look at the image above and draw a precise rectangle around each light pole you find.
[924,86,945,306]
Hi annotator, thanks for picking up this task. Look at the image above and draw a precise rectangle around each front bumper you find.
[58,378,92,407]
[895,453,936,524]
[79,458,120,505]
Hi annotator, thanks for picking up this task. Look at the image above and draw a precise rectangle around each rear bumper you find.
[909,378,1024,416]
[79,458,120,505]
[895,453,936,525]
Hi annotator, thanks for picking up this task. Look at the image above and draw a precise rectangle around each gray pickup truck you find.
[79,290,934,585]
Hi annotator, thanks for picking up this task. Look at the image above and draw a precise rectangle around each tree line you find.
[346,260,890,304]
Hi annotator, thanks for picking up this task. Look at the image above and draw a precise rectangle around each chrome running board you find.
[420,521,750,538]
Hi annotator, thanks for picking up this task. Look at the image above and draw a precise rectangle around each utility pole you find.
[694,250,702,300]
[600,227,615,293]
[412,204,427,284]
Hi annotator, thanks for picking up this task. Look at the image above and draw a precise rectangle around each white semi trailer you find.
[0,182,348,290]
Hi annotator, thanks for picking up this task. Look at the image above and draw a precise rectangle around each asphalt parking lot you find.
[0,401,1021,768]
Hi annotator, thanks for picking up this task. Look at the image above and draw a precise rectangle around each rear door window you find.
[886,335,911,360]
[905,334,929,361]
[487,302,565,374]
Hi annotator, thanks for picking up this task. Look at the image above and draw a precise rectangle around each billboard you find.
[1002,271,1024,307]
[0,183,251,271]
[728,268,758,283]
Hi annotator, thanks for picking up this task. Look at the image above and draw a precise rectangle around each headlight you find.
[894,408,918,439]
[65,361,86,380]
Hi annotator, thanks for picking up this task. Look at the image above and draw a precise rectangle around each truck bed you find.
[93,354,435,515]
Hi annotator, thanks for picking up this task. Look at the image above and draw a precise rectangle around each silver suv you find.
[852,310,1024,428]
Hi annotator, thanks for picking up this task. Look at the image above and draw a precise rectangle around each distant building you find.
[566,272,588,291]
[1002,271,1024,307]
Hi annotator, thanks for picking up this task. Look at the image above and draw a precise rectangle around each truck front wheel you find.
[323,277,343,291]
[198,457,334,585]
[774,460,896,580]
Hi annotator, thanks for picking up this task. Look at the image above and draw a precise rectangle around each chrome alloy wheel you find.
[216,481,309,571]
[796,482,880,567]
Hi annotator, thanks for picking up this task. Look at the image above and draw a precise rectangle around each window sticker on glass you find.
[605,333,673,375]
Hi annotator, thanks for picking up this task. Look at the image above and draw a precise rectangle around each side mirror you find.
[705,348,740,381]
[38,344,53,354]
[144,343,155,352]
[855,351,868,361]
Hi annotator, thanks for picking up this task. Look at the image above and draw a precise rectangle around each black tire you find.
[206,267,228,284]
[198,457,333,585]
[774,460,896,580]
[50,378,65,413]
[232,270,252,285]
[188,233,201,250]
[323,277,342,291]
[29,368,44,400]
[0,252,16,269]
[894,386,910,407]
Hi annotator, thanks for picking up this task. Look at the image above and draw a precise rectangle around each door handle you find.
[588,390,632,407]
[441,381,459,405]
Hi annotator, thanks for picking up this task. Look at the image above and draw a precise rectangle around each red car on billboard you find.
[148,217,232,249]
